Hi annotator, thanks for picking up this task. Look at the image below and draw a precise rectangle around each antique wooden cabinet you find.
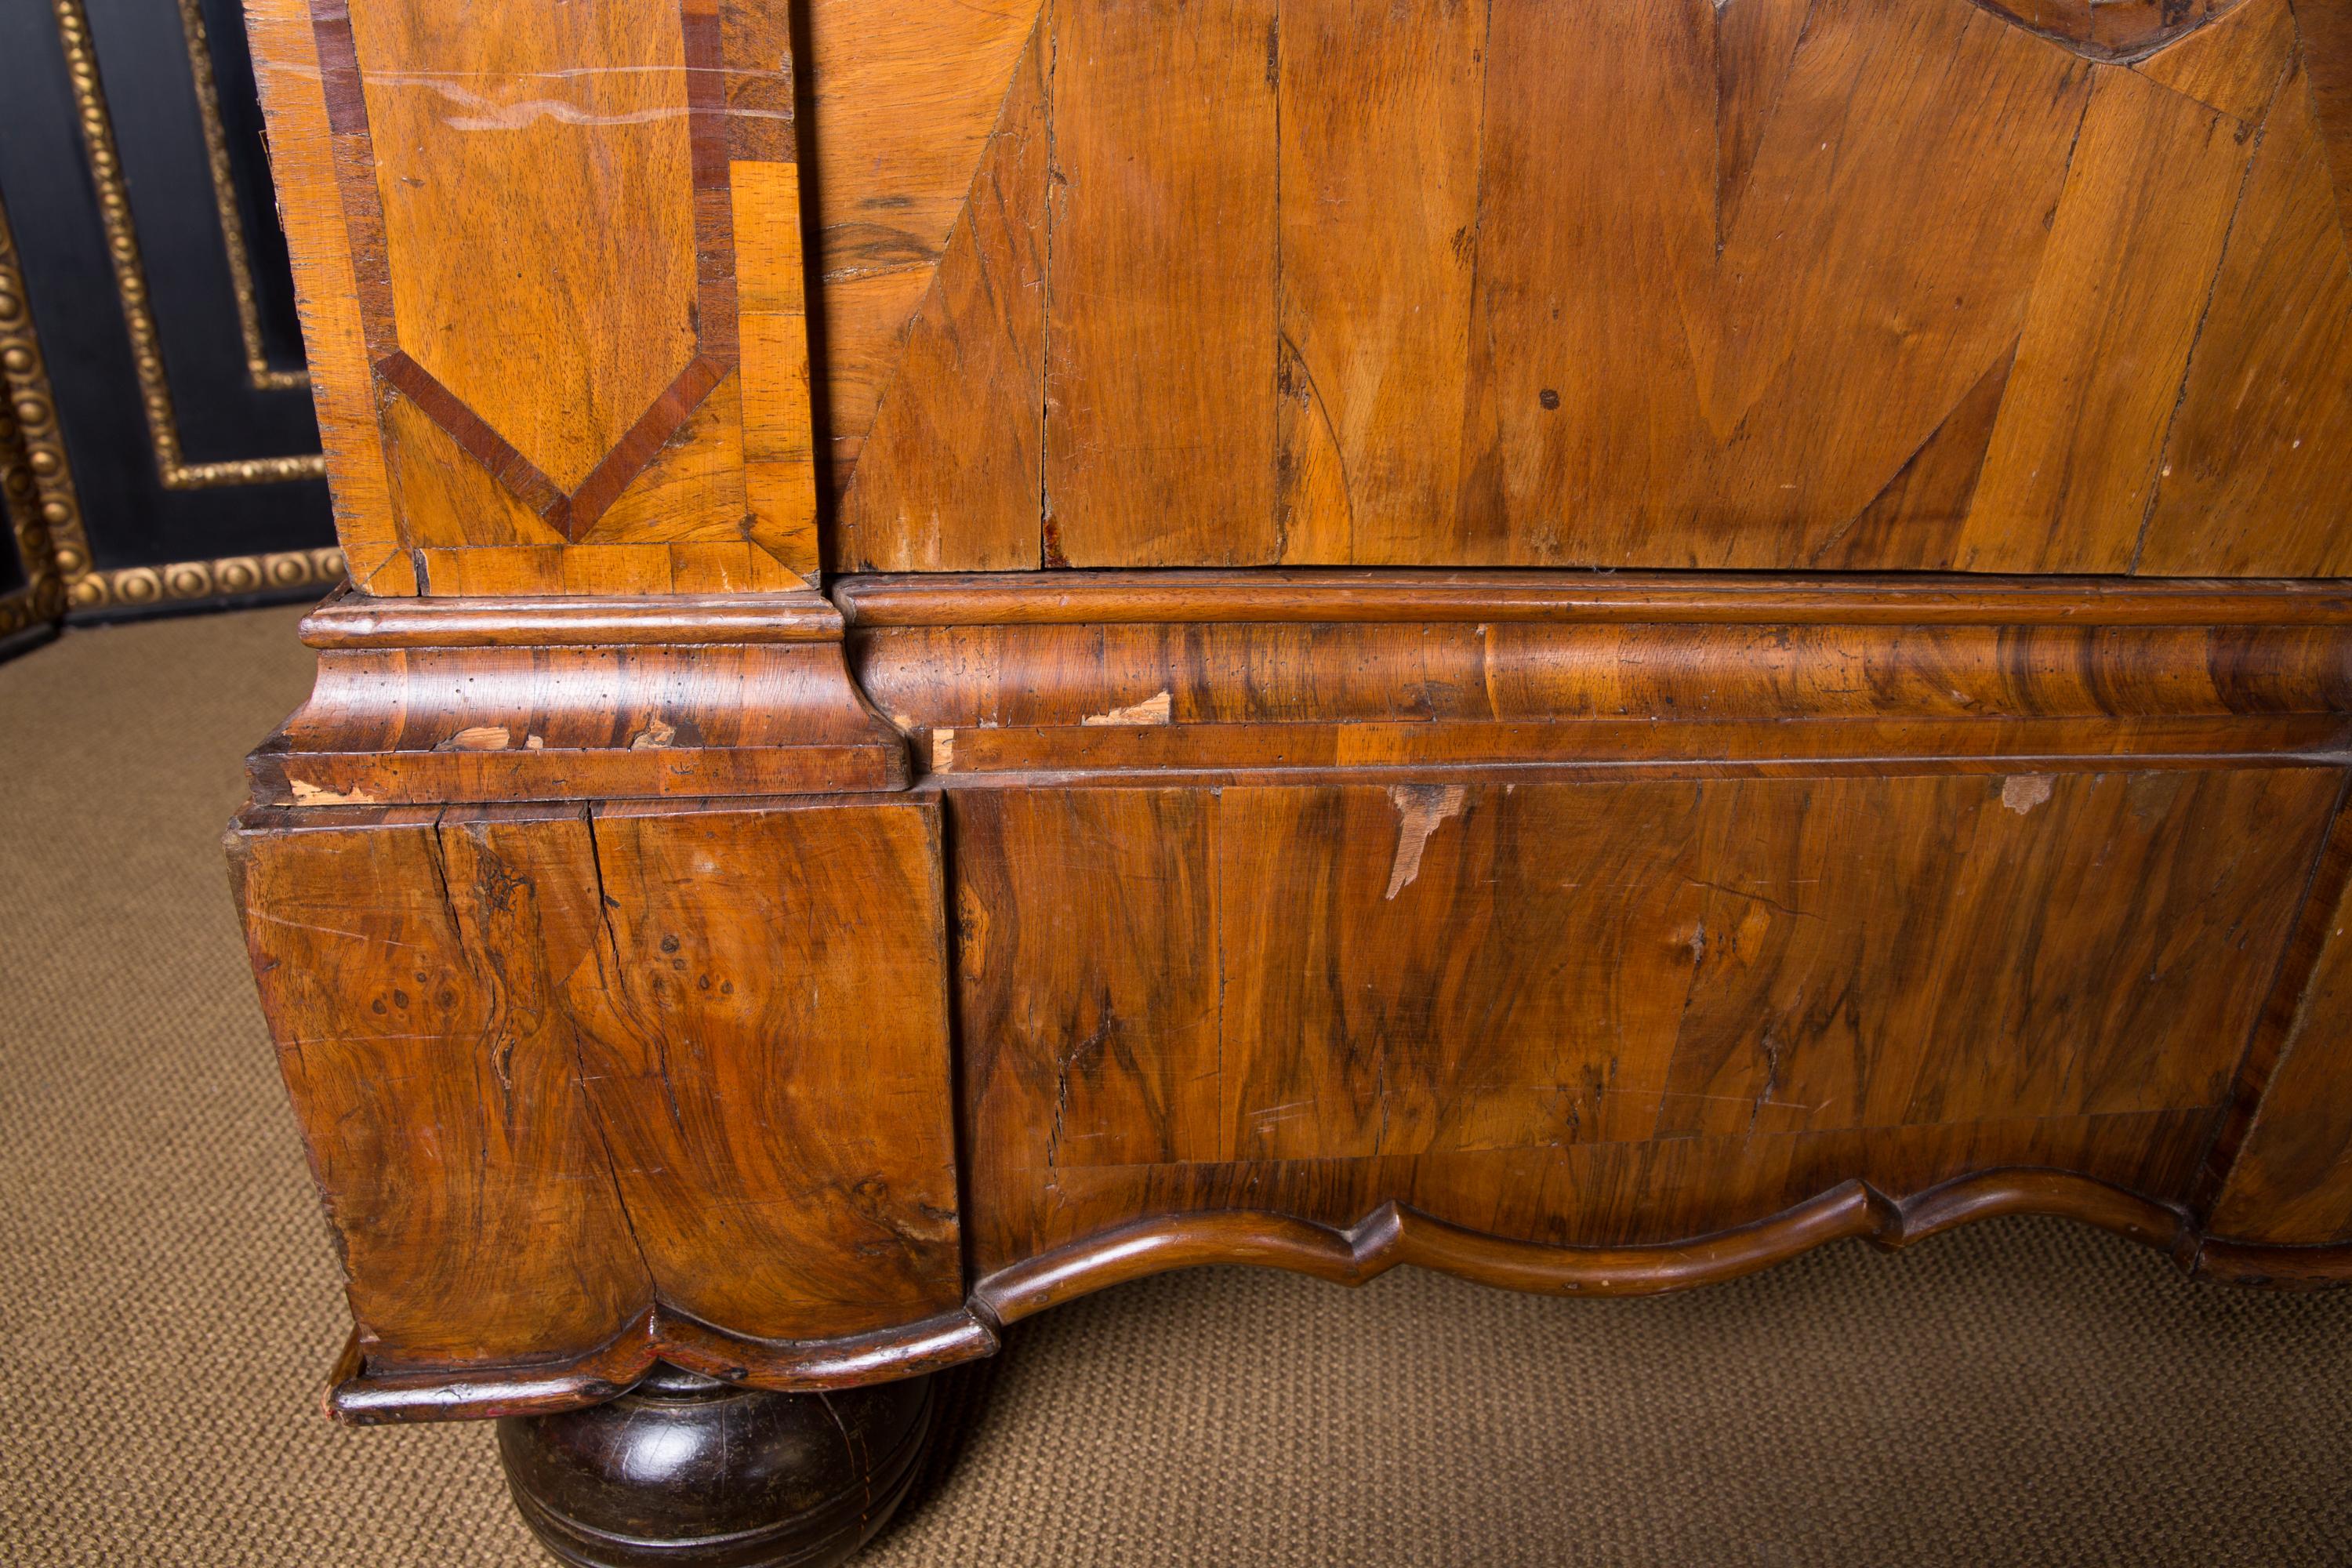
[228,0,2352,1561]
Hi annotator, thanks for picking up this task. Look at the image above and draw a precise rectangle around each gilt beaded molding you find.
[50,0,325,490]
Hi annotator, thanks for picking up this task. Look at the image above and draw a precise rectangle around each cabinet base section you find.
[497,1366,938,1568]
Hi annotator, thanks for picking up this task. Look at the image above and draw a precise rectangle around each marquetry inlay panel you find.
[251,0,816,596]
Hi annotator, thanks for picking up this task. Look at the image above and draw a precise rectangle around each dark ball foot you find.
[495,1366,938,1568]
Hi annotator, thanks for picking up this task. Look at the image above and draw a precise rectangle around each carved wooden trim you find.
[315,1167,2352,1424]
[844,572,2352,784]
[325,1307,995,1425]
[248,590,907,805]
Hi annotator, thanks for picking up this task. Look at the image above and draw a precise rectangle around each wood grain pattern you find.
[230,0,2352,1473]
[953,774,2326,1184]
[1990,0,2238,58]
[1715,0,1813,241]
[252,0,2352,583]
[580,375,753,546]
[732,159,820,575]
[245,0,825,595]
[380,390,564,552]
[955,789,1222,1174]
[803,0,1041,495]
[969,1166,2201,1326]
[972,1109,2218,1273]
[567,798,962,1337]
[2208,796,2352,1245]
[250,589,909,805]
[1956,66,2251,570]
[836,569,2352,626]
[347,0,701,494]
[243,0,405,590]
[2289,0,2352,242]
[796,0,2352,576]
[2138,63,2352,574]
[1273,0,1483,561]
[231,795,963,1372]
[2136,0,2295,120]
[230,805,652,1371]
[1804,348,2016,569]
[854,621,2352,731]
[1459,0,1715,562]
[1043,0,1279,565]
[835,27,1049,571]
[1683,0,2090,563]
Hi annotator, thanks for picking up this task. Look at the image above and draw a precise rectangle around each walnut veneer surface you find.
[230,0,2352,1473]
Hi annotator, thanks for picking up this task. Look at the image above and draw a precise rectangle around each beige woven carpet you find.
[4,607,2351,1567]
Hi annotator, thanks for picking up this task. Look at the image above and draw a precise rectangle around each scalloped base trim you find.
[325,1167,2351,1425]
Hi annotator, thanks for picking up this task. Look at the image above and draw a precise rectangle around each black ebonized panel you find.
[0,0,334,627]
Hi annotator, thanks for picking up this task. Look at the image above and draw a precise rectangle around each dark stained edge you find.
[315,1167,2351,1422]
[1971,0,2249,63]
[834,570,2352,627]
[306,0,396,358]
[682,0,740,363]
[377,355,570,524]
[566,355,730,530]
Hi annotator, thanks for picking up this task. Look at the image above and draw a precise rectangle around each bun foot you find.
[495,1366,938,1568]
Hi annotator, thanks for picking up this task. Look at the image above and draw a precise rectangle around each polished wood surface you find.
[252,0,2352,585]
[499,1364,938,1568]
[817,0,2352,575]
[953,771,2331,1266]
[233,574,2352,1425]
[230,794,964,1377]
[248,589,908,805]
[227,2,2352,1555]
[247,0,818,596]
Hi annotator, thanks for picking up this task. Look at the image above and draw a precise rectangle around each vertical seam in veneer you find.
[575,803,664,1305]
[1038,3,1058,571]
[1268,0,1284,562]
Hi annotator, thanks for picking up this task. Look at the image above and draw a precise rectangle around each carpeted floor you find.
[2,606,2350,1566]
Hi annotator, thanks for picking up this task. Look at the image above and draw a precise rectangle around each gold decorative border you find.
[4,186,344,615]
[176,0,307,394]
[53,0,325,489]
[72,543,347,611]
[0,194,83,617]
[1,387,64,641]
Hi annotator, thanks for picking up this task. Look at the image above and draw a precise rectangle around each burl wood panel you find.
[230,797,961,1372]
[246,0,818,595]
[955,771,2339,1267]
[817,0,2352,575]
